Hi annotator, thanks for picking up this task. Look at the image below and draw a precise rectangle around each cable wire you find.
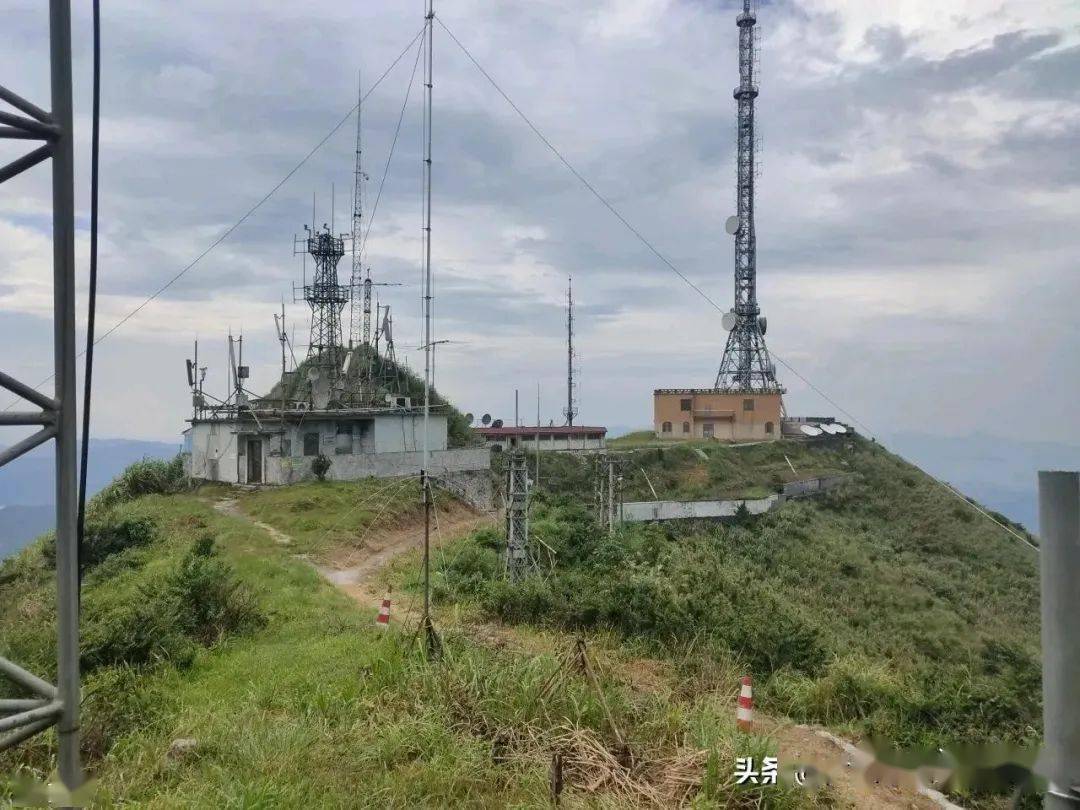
[361,35,425,257]
[435,14,1037,553]
[3,25,426,411]
[76,0,102,596]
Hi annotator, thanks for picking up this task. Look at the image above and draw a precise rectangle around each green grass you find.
[445,436,1043,755]
[2,482,828,808]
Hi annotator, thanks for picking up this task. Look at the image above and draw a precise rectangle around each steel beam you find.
[0,370,60,411]
[0,700,62,734]
[0,717,58,753]
[0,411,54,426]
[1038,471,1080,808]
[0,83,53,123]
[0,699,50,713]
[48,0,82,791]
[0,426,56,468]
[0,657,57,699]
[0,143,52,184]
[0,109,59,139]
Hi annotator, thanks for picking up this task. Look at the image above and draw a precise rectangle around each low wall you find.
[435,468,494,512]
[621,474,851,524]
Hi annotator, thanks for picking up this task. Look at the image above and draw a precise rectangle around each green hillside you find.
[0,437,1044,807]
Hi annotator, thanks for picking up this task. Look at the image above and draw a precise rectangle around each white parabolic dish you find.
[829,423,847,434]
[800,425,823,437]
[721,311,738,331]
[724,215,740,235]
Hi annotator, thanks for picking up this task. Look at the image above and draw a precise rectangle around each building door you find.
[247,439,262,483]
[702,423,714,439]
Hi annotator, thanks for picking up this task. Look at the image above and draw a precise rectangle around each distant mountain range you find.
[0,438,178,559]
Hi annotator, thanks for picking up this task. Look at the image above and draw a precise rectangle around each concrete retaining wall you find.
[621,474,851,524]
[269,447,490,485]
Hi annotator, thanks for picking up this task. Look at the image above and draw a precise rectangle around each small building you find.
[653,389,782,442]
[182,406,491,485]
[474,425,607,453]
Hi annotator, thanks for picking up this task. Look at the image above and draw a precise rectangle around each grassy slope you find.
[1,482,823,808]
[462,437,1041,751]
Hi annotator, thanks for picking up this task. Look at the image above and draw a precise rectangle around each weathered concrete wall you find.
[186,422,240,483]
[268,447,490,486]
[621,474,851,523]
[434,468,494,511]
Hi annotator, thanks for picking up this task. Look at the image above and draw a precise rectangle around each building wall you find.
[653,390,782,442]
[186,412,451,485]
[267,447,490,486]
[484,432,606,453]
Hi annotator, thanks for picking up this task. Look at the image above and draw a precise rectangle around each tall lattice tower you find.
[302,225,349,369]
[562,277,578,426]
[348,74,368,349]
[714,0,781,393]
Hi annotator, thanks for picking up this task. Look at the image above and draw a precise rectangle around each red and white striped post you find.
[737,675,753,731]
[376,591,391,628]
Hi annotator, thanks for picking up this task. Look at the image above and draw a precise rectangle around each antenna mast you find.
[349,72,366,349]
[714,0,780,393]
[563,277,578,426]
[420,0,439,654]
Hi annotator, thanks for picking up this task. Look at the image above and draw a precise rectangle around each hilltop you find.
[0,436,1043,807]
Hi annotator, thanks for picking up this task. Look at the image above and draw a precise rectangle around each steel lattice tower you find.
[303,226,348,369]
[714,0,781,393]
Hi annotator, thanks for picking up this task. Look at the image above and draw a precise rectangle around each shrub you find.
[312,453,332,481]
[42,506,158,570]
[167,534,265,644]
[93,455,186,512]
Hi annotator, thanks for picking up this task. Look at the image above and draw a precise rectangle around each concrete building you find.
[183,406,489,485]
[475,425,607,452]
[653,389,782,442]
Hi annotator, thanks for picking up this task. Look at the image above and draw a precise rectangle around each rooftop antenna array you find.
[714,0,781,394]
[563,276,578,426]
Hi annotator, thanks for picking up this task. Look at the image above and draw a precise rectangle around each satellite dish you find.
[481,413,492,426]
[492,418,504,428]
[758,316,767,336]
[800,424,823,437]
[724,215,740,235]
[828,423,847,434]
[721,310,738,331]
[465,412,474,425]
[185,359,195,387]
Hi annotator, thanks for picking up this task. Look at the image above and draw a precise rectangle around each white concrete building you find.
[474,425,607,453]
[183,407,488,486]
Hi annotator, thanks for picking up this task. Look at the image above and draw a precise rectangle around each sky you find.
[1,0,1079,457]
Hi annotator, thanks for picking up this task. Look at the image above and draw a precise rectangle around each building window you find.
[303,432,319,456]
[281,437,292,456]
[703,423,714,438]
[662,421,672,433]
[765,421,774,435]
[743,398,755,412]
[682,421,690,434]
[335,423,352,455]
[680,398,692,412]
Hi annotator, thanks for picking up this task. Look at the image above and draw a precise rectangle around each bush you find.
[42,506,158,570]
[168,534,265,644]
[93,455,186,512]
[312,453,332,481]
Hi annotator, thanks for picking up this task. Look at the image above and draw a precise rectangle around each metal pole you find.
[48,0,81,791]
[1038,471,1080,808]
[421,0,436,653]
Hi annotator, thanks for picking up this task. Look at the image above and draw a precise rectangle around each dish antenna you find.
[492,418,504,429]
[724,215,740,235]
[721,310,738,331]
[826,423,847,434]
[481,413,492,426]
[800,424,823,437]
[465,412,474,425]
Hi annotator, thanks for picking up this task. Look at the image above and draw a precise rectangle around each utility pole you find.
[1038,471,1080,808]
[506,450,530,581]
[0,0,82,791]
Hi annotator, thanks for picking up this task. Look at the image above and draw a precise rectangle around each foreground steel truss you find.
[0,0,82,791]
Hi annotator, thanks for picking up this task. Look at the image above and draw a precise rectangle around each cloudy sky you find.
[2,0,1078,452]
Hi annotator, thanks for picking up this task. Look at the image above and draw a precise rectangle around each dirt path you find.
[211,496,954,809]
[213,498,293,546]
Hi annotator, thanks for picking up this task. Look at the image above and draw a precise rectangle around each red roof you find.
[474,426,607,437]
